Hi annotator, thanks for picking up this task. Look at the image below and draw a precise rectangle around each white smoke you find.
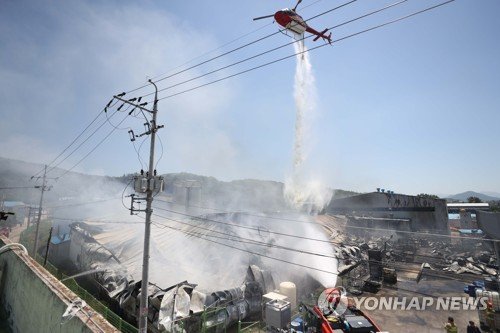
[284,35,333,213]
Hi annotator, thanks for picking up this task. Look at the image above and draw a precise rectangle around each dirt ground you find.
[361,276,482,333]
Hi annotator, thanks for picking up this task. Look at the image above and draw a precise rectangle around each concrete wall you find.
[326,192,449,232]
[0,237,116,333]
[477,211,500,240]
[48,240,71,267]
[476,211,500,269]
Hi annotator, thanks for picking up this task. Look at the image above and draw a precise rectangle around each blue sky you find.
[1,0,499,195]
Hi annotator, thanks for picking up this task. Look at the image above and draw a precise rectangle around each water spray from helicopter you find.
[283,33,333,213]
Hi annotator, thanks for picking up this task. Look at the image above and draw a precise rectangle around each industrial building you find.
[326,191,449,233]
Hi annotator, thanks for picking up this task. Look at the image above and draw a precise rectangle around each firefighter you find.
[467,320,482,333]
[444,317,458,333]
[486,301,495,331]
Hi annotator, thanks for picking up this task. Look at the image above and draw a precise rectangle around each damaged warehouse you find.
[59,210,339,332]
[33,188,500,332]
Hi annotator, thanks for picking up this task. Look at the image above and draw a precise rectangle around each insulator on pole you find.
[128,130,136,142]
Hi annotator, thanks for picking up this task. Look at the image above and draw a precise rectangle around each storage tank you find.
[279,281,297,309]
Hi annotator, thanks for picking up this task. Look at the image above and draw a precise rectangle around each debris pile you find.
[331,227,498,285]
[442,250,498,276]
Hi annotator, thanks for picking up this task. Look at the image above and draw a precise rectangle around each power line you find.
[136,0,326,90]
[55,209,467,266]
[325,0,409,32]
[151,211,341,259]
[45,199,456,264]
[33,1,449,183]
[155,198,479,250]
[149,217,489,283]
[45,193,488,265]
[130,32,281,96]
[31,101,119,178]
[150,0,409,98]
[325,214,499,242]
[152,205,338,245]
[54,212,490,283]
[133,220,450,328]
[55,111,131,179]
[149,0,359,98]
[154,197,322,226]
[46,211,489,285]
[132,136,148,170]
[152,199,496,242]
[53,211,440,269]
[45,197,122,209]
[154,207,496,259]
[128,0,359,98]
[150,220,338,276]
[50,216,142,224]
[104,104,134,130]
[126,30,276,95]
[155,0,455,102]
[143,0,403,101]
[158,0,453,101]
[46,108,122,176]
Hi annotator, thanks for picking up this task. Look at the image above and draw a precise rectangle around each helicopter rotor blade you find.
[253,14,275,21]
[293,0,303,11]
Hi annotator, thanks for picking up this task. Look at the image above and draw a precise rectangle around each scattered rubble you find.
[332,228,498,285]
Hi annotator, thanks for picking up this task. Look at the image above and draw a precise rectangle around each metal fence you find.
[238,320,265,332]
[19,227,268,333]
[19,228,138,333]
[57,271,138,333]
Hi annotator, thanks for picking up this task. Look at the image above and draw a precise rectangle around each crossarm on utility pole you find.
[112,95,153,114]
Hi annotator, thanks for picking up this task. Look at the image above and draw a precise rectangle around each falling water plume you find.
[284,34,332,213]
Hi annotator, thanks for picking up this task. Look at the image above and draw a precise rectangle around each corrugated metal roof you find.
[447,203,490,207]
[3,201,25,207]
[78,212,338,291]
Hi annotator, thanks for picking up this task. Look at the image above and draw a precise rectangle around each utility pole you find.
[113,80,162,332]
[26,206,31,227]
[138,80,159,333]
[32,165,50,257]
[27,206,34,228]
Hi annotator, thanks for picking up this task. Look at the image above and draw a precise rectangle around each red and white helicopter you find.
[253,0,332,44]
